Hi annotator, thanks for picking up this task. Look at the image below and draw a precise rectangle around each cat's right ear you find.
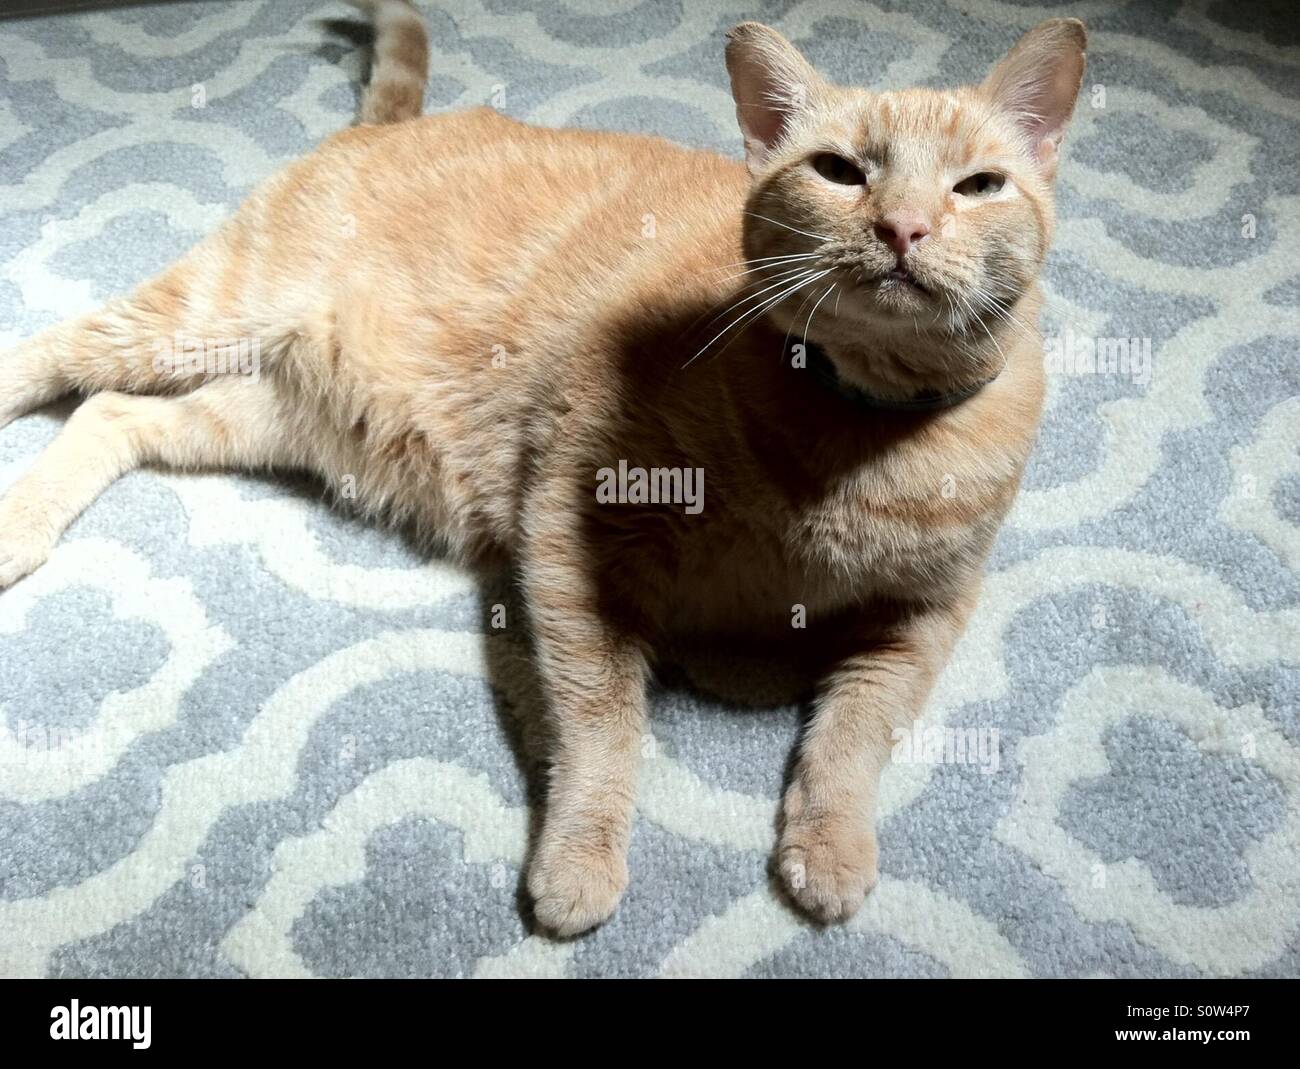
[981,18,1087,179]
[726,22,823,175]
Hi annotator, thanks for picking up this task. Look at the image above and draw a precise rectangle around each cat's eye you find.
[953,172,1006,197]
[811,153,866,186]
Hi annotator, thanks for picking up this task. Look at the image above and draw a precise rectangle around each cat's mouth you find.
[827,263,940,325]
[875,267,929,295]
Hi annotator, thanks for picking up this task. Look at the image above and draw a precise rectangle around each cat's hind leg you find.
[1,265,202,430]
[0,214,293,431]
[0,376,300,589]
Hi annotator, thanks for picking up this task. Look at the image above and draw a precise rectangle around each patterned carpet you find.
[1,0,1298,979]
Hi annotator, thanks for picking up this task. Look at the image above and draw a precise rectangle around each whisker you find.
[802,284,837,355]
[707,270,835,367]
[948,292,996,360]
[724,252,818,268]
[986,292,1040,331]
[678,262,818,341]
[699,266,823,332]
[973,291,1039,346]
[710,267,815,294]
[986,309,1038,347]
[742,211,832,243]
[970,304,1006,365]
[683,269,833,369]
[705,252,817,278]
[685,269,821,367]
[783,282,824,361]
[709,256,817,285]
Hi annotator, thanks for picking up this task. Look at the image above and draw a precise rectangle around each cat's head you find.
[725,18,1085,369]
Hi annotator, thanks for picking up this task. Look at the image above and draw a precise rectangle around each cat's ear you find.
[726,22,824,175]
[981,18,1087,178]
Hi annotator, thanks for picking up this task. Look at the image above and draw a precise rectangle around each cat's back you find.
[237,108,748,558]
[236,106,748,332]
[314,107,747,264]
[273,106,750,384]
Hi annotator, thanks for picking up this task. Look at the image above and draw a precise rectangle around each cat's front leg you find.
[521,526,651,937]
[779,600,969,922]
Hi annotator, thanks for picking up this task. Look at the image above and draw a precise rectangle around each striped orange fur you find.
[0,9,1086,935]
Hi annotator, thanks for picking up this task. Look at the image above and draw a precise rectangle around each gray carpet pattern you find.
[0,0,1298,978]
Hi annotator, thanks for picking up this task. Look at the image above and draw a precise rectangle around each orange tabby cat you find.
[0,1,1085,936]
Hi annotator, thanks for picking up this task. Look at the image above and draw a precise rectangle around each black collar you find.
[803,340,1000,413]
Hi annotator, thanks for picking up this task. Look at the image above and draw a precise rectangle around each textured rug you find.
[1,0,1298,979]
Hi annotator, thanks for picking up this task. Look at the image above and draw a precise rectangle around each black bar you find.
[0,978,1293,1054]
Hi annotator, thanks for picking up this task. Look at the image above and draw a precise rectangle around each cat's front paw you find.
[527,828,628,938]
[0,517,53,590]
[778,812,878,924]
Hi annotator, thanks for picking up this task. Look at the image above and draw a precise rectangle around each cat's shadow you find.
[8,402,818,936]
[467,573,819,936]
[154,461,819,934]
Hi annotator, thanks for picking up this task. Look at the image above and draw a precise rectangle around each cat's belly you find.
[275,360,521,563]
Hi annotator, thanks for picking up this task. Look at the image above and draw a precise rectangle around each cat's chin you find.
[834,285,934,333]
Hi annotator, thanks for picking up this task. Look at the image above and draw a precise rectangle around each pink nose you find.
[874,211,931,258]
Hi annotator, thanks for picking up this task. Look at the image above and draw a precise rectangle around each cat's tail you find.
[352,0,429,125]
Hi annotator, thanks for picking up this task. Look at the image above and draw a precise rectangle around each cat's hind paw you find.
[0,520,53,590]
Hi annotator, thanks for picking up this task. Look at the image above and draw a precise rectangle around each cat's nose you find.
[874,211,931,258]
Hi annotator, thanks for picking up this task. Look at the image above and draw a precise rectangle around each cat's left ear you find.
[726,22,825,175]
[981,18,1087,178]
